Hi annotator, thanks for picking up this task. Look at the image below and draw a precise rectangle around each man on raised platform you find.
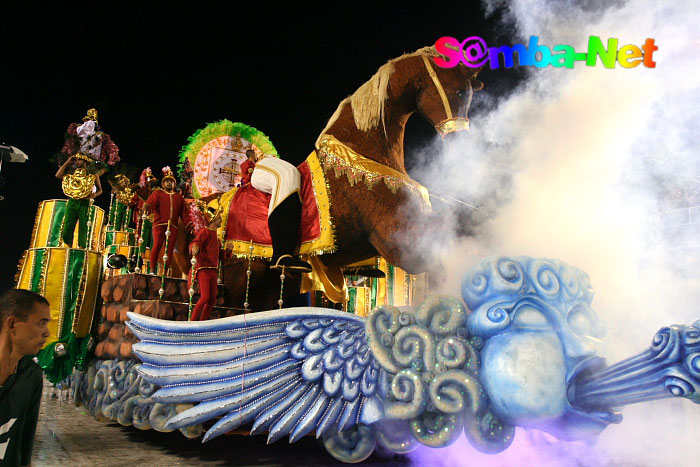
[109,174,134,231]
[55,153,103,248]
[239,149,257,186]
[131,168,158,271]
[144,167,188,276]
[189,208,222,321]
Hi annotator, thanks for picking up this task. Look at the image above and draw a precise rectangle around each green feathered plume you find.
[178,120,279,199]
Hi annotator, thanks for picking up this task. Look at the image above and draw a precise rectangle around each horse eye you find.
[456,89,465,98]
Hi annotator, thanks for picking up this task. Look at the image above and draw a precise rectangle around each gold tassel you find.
[14,251,27,286]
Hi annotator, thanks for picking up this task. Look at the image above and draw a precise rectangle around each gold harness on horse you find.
[421,55,471,136]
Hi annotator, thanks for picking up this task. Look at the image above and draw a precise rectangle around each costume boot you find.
[269,195,312,273]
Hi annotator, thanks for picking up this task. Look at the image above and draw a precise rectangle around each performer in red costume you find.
[130,168,158,270]
[239,149,257,186]
[144,167,188,276]
[189,208,221,321]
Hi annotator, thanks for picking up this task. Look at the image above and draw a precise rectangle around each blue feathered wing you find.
[127,308,382,443]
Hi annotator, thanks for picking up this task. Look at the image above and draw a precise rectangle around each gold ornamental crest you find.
[115,186,134,205]
[62,169,96,199]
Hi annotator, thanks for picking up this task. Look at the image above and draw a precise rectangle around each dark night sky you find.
[0,1,523,287]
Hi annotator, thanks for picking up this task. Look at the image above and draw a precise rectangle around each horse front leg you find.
[367,192,453,275]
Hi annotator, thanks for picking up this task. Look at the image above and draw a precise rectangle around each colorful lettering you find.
[434,36,463,68]
[642,38,658,68]
[489,43,530,68]
[618,44,643,68]
[586,36,618,69]
[529,36,552,68]
[434,35,658,70]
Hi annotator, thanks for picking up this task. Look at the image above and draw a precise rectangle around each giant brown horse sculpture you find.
[223,46,483,310]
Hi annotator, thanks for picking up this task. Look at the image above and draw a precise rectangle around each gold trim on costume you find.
[317,134,431,209]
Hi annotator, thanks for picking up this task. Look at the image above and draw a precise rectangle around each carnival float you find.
[14,46,700,463]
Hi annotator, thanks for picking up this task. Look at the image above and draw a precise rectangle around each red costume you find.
[240,159,255,186]
[129,186,151,225]
[145,187,188,275]
[189,228,220,321]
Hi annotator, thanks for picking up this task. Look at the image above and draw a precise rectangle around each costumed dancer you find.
[130,168,157,270]
[108,174,134,230]
[144,167,188,276]
[189,206,222,321]
[239,148,257,186]
[55,154,102,248]
[60,108,119,173]
[249,152,312,272]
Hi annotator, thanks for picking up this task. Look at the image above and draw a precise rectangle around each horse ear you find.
[470,66,485,92]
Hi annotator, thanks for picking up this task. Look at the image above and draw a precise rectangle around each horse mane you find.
[316,46,441,147]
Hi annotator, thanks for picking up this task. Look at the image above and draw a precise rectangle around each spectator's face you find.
[12,302,51,356]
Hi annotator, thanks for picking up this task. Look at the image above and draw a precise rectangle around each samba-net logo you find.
[434,36,658,69]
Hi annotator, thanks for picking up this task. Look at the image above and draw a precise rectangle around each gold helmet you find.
[162,166,176,183]
[114,174,130,185]
[82,108,98,123]
[139,167,157,187]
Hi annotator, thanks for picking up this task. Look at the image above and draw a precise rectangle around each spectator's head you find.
[0,289,51,356]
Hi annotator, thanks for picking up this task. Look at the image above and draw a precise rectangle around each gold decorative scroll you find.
[115,186,134,205]
[62,169,96,199]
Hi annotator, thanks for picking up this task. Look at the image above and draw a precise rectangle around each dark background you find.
[0,1,524,287]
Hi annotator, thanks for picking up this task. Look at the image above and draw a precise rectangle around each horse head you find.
[412,50,484,136]
[317,46,484,172]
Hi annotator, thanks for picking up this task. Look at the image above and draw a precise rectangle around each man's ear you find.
[3,316,17,333]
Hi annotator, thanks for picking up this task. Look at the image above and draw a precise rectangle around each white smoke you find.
[407,0,700,465]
